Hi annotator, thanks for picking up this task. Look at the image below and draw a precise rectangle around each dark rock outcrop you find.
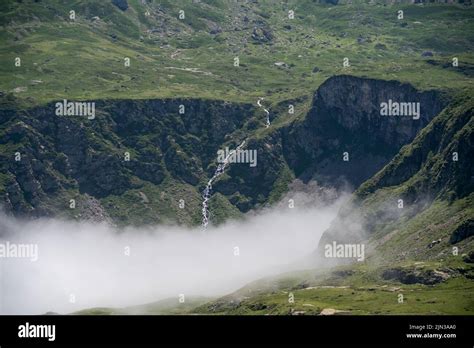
[112,0,128,11]
[251,27,273,44]
[283,75,445,188]
[450,219,474,244]
[382,268,450,285]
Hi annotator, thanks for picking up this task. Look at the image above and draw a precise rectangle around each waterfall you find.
[201,140,246,229]
[201,97,271,229]
[257,97,271,128]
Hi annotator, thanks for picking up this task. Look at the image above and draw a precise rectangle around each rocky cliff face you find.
[316,92,473,265]
[0,98,254,223]
[282,75,445,188]
[0,75,448,225]
[216,75,446,212]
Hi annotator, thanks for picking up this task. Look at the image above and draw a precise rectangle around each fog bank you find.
[0,195,346,314]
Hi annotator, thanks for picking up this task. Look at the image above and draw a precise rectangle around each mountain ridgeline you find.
[0,76,452,227]
[317,90,473,265]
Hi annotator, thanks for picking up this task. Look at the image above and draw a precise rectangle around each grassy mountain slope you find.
[0,75,447,226]
[191,265,473,315]
[1,1,473,107]
[2,1,473,226]
[318,91,474,264]
[0,1,473,315]
[72,296,213,315]
[180,92,474,315]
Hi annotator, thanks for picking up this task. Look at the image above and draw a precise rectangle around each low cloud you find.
[0,191,347,315]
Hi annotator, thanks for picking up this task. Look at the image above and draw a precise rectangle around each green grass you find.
[206,278,474,315]
[101,176,203,227]
[1,1,473,107]
[191,260,474,315]
[70,256,474,315]
[73,296,214,315]
[368,195,474,264]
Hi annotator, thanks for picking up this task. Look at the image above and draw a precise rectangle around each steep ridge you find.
[176,92,473,317]
[317,91,474,265]
[282,75,446,187]
[0,97,255,225]
[0,76,447,225]
[216,75,446,210]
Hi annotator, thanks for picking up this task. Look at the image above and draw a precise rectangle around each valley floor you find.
[75,258,474,316]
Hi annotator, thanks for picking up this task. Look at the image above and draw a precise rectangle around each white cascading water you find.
[257,97,271,128]
[201,98,271,229]
[201,140,246,229]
